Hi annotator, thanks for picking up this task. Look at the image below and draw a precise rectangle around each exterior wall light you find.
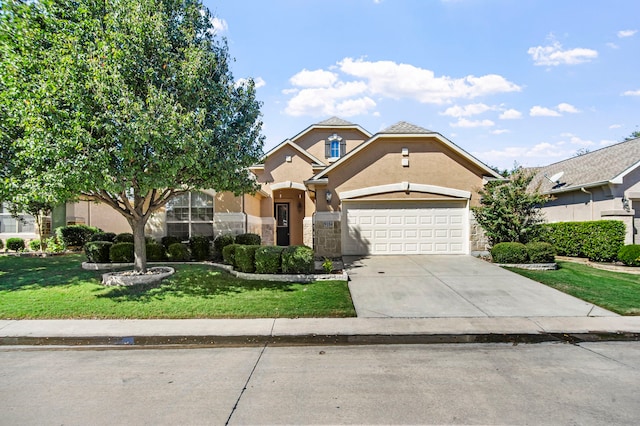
[325,190,332,204]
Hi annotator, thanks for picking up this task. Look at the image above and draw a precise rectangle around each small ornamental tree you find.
[1,0,264,272]
[472,169,549,245]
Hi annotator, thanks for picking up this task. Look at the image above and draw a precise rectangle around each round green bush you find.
[214,234,235,254]
[109,242,134,263]
[491,242,529,264]
[525,242,555,263]
[6,237,25,252]
[55,225,100,247]
[29,239,42,251]
[0,239,4,251]
[255,246,284,274]
[167,242,190,261]
[281,245,314,274]
[89,232,117,243]
[617,244,640,266]
[235,233,261,246]
[85,241,113,263]
[161,235,181,249]
[114,233,135,244]
[222,243,240,267]
[189,235,211,261]
[235,245,260,273]
[146,243,167,262]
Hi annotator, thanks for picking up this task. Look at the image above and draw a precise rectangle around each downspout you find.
[581,187,593,220]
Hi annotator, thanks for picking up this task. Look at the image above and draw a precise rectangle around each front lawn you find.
[0,254,356,319]
[506,261,640,315]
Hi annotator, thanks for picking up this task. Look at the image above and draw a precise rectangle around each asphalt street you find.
[2,342,640,425]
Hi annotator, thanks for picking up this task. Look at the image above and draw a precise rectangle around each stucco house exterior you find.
[1,117,502,256]
[529,137,640,245]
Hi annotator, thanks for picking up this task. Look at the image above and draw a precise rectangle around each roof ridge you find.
[381,121,433,134]
[316,116,355,126]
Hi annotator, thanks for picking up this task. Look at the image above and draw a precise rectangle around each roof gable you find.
[530,137,640,193]
[258,140,324,167]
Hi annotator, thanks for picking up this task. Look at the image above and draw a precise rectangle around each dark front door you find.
[275,203,290,246]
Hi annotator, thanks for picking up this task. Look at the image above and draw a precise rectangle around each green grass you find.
[0,254,356,319]
[506,261,640,315]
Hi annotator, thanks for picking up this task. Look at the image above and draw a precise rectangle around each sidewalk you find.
[2,316,640,347]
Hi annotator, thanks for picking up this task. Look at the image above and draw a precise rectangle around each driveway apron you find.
[344,255,617,318]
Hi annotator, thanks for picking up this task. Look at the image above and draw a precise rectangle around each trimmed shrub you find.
[45,236,65,253]
[235,233,261,246]
[6,237,25,252]
[525,242,555,263]
[189,235,211,261]
[538,220,625,262]
[89,232,117,243]
[146,243,167,262]
[167,242,190,261]
[222,243,240,267]
[29,239,42,251]
[161,235,181,249]
[235,245,260,273]
[0,239,3,251]
[255,246,284,274]
[281,245,314,274]
[213,234,235,255]
[617,244,640,267]
[56,225,100,247]
[84,241,113,263]
[109,242,134,263]
[491,242,529,264]
[114,233,135,244]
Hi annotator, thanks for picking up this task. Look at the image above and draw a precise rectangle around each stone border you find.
[556,256,640,275]
[496,263,558,270]
[102,267,175,286]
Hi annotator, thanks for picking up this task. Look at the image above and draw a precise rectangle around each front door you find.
[275,203,290,246]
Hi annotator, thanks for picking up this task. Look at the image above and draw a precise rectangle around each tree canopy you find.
[1,0,264,270]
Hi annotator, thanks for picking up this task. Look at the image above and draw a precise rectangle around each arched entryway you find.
[271,182,307,246]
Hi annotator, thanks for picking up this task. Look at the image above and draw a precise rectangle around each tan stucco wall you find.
[243,194,261,217]
[215,192,241,213]
[293,128,369,163]
[256,144,315,188]
[66,201,130,234]
[321,137,486,211]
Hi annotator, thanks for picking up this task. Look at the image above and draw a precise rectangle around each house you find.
[1,117,502,256]
[529,137,640,245]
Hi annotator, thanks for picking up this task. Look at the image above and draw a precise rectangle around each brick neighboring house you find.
[1,117,502,256]
[529,137,640,245]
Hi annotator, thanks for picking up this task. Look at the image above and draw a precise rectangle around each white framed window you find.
[325,133,346,160]
[165,192,214,239]
[0,203,36,234]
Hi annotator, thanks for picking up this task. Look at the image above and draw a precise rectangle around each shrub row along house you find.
[3,119,639,256]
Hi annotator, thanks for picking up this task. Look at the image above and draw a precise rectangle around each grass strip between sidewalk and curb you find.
[0,254,356,319]
[506,260,640,316]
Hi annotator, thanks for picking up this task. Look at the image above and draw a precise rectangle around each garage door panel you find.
[343,201,467,255]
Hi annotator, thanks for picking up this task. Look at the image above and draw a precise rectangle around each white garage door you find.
[342,201,468,255]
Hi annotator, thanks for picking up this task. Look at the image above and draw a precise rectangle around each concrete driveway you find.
[344,255,617,318]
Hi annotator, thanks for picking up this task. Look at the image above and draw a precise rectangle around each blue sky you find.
[203,0,640,170]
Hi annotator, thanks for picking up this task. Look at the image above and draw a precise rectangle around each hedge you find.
[213,234,235,255]
[222,243,241,267]
[167,243,190,261]
[255,246,284,274]
[56,225,100,247]
[525,242,555,263]
[161,236,181,249]
[281,245,314,274]
[537,220,625,262]
[189,236,210,261]
[6,237,26,252]
[109,242,134,263]
[29,239,42,251]
[491,242,528,264]
[235,233,261,246]
[89,232,117,243]
[617,244,640,267]
[0,239,3,250]
[146,243,167,262]
[113,233,135,244]
[84,241,113,263]
[235,245,260,273]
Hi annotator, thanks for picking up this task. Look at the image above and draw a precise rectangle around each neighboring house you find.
[1,117,503,256]
[529,137,640,245]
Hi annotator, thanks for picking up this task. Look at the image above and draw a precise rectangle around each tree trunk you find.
[131,219,148,272]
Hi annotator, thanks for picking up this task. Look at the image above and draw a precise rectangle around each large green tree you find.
[472,169,549,246]
[1,0,264,271]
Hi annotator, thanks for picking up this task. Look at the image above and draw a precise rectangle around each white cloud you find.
[607,42,620,49]
[440,103,493,117]
[450,118,495,128]
[289,69,338,88]
[492,129,510,135]
[283,58,521,117]
[623,89,640,96]
[617,29,637,38]
[210,17,228,34]
[235,77,266,89]
[530,106,561,117]
[556,102,580,113]
[499,108,522,119]
[609,124,622,129]
[527,40,598,66]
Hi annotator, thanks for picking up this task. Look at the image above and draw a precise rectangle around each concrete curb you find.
[1,317,639,348]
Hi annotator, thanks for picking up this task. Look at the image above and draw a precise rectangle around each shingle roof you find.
[316,116,355,126]
[381,121,433,134]
[530,137,640,193]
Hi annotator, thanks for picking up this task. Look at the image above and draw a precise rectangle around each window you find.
[166,192,214,239]
[0,203,36,234]
[325,133,345,159]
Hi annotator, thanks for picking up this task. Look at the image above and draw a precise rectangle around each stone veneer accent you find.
[303,217,313,248]
[259,217,275,246]
[313,212,342,257]
[469,212,489,255]
[214,212,245,237]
